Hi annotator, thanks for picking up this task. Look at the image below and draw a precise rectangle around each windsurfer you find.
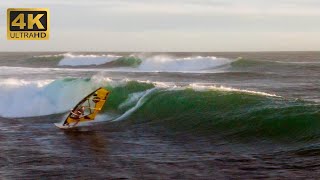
[69,106,85,126]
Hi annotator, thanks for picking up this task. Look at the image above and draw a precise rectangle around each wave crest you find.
[58,53,121,66]
[138,55,232,72]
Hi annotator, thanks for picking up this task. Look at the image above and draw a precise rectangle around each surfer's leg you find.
[73,120,80,127]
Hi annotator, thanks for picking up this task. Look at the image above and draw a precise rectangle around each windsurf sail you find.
[62,87,110,126]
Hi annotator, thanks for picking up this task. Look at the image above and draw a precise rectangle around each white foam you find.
[275,61,320,64]
[33,53,65,58]
[112,88,156,122]
[118,91,146,110]
[58,53,121,66]
[0,79,52,87]
[0,66,97,76]
[138,55,232,72]
[133,80,278,97]
[136,80,174,88]
[189,83,280,97]
[0,78,103,118]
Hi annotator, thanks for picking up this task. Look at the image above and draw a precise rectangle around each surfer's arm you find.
[70,110,82,117]
[70,111,77,115]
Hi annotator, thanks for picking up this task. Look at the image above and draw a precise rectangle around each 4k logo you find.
[7,8,50,40]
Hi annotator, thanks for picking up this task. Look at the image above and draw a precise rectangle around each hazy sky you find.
[1,0,320,51]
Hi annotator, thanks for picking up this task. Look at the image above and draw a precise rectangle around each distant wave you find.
[26,53,320,72]
[138,55,232,72]
[275,61,320,64]
[33,54,65,58]
[104,56,142,67]
[58,53,121,66]
[231,57,320,68]
[28,53,235,72]
[57,54,233,72]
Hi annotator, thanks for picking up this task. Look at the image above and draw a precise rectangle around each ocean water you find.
[0,52,319,179]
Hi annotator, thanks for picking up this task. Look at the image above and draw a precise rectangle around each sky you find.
[0,0,320,52]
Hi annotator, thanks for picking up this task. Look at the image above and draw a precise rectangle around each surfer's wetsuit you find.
[73,108,84,119]
[71,106,84,119]
[68,107,85,126]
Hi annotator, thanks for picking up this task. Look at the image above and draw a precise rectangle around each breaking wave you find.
[0,78,97,117]
[104,56,142,67]
[0,76,319,141]
[137,55,232,71]
[58,53,121,66]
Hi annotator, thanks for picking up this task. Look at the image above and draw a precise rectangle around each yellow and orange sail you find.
[63,87,110,126]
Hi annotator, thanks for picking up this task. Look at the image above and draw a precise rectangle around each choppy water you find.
[0,52,320,179]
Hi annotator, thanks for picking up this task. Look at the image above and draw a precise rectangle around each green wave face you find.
[129,89,320,141]
[231,58,275,68]
[91,79,320,141]
[102,81,154,111]
[110,56,142,67]
[52,78,320,142]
